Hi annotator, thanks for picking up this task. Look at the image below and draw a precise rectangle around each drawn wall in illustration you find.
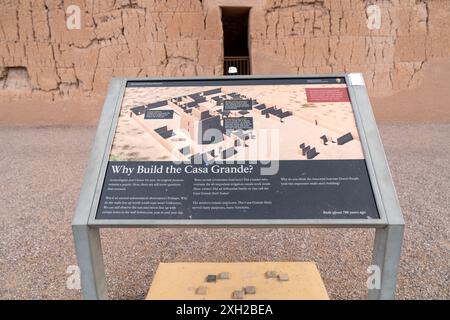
[110,83,364,162]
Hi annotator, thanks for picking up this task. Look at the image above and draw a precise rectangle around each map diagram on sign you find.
[109,84,364,162]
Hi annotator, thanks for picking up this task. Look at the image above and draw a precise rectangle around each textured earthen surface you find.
[1,0,449,101]
[1,124,449,299]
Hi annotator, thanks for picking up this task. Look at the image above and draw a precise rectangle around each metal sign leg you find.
[368,224,404,300]
[72,225,108,300]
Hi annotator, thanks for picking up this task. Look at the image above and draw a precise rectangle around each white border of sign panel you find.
[72,74,404,299]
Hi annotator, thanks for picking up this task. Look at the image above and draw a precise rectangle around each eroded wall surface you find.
[0,0,449,100]
[250,0,450,95]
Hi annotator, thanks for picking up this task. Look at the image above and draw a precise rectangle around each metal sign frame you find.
[72,74,404,300]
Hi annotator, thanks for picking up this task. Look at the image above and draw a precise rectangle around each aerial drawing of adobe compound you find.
[110,83,365,162]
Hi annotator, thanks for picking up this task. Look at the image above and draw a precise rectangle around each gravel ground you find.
[0,124,449,300]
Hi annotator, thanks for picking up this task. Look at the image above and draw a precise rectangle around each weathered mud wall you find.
[250,0,450,94]
[0,0,449,101]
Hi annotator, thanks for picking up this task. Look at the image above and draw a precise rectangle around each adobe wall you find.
[249,0,450,94]
[0,0,449,101]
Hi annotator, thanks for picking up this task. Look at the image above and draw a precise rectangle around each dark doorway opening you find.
[221,7,250,75]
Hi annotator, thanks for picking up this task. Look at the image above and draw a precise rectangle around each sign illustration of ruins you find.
[110,83,364,162]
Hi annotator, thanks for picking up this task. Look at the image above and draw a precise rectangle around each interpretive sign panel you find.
[73,75,404,300]
[93,77,380,222]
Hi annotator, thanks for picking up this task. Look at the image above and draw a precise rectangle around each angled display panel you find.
[87,76,386,226]
[73,75,404,300]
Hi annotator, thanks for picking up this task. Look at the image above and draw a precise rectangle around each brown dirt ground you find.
[0,60,449,300]
[1,123,449,299]
[0,97,104,127]
[0,60,449,126]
